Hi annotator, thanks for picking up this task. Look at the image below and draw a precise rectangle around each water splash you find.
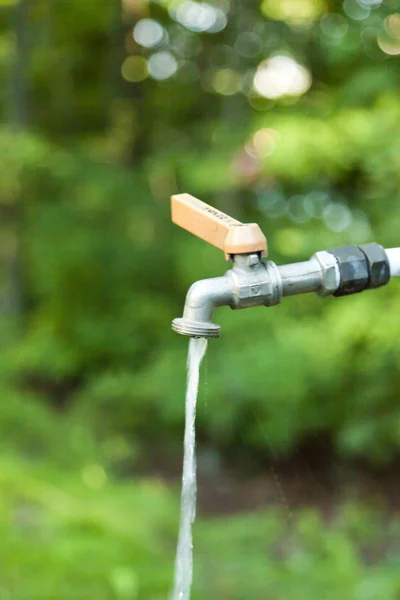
[172,337,208,600]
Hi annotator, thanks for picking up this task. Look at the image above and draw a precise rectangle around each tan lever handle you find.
[171,193,268,260]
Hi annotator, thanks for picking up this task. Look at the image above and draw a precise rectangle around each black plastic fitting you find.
[328,243,390,297]
[328,245,369,296]
[359,243,391,289]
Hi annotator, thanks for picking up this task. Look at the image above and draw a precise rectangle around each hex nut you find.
[248,253,260,267]
[312,251,340,297]
[359,243,390,289]
[328,245,369,296]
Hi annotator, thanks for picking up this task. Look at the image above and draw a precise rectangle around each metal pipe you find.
[278,259,323,297]
[386,248,400,278]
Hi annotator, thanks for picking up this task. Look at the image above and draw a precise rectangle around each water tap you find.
[171,193,400,338]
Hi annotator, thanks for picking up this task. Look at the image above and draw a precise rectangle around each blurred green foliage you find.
[0,0,400,466]
[1,456,400,599]
[0,0,400,595]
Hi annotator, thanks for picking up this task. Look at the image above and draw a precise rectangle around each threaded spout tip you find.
[172,317,220,338]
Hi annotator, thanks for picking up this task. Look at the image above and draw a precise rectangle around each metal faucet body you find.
[170,192,400,338]
[173,253,284,337]
[173,246,400,338]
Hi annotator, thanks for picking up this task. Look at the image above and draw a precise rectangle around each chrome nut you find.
[312,251,340,297]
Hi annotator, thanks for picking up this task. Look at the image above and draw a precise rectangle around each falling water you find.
[172,337,208,600]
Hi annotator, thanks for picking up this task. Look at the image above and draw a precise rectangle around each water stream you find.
[172,337,208,600]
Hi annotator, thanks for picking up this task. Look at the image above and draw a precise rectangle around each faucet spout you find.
[171,253,283,338]
[172,275,234,338]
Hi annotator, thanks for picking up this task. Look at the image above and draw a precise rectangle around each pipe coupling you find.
[328,243,390,296]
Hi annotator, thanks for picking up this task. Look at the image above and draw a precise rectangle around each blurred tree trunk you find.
[107,0,148,164]
[2,0,30,316]
[9,0,29,128]
[218,0,247,220]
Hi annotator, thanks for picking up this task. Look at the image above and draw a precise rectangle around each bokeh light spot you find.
[384,14,400,38]
[287,195,310,224]
[349,209,372,243]
[343,0,370,21]
[304,191,330,218]
[357,0,382,7]
[235,32,263,58]
[207,8,227,33]
[211,69,242,95]
[148,51,178,80]
[247,128,279,158]
[170,29,202,58]
[261,0,327,25]
[174,1,226,33]
[320,14,349,39]
[323,202,352,232]
[253,56,311,99]
[257,189,287,218]
[121,56,148,82]
[133,18,165,48]
[378,33,400,55]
